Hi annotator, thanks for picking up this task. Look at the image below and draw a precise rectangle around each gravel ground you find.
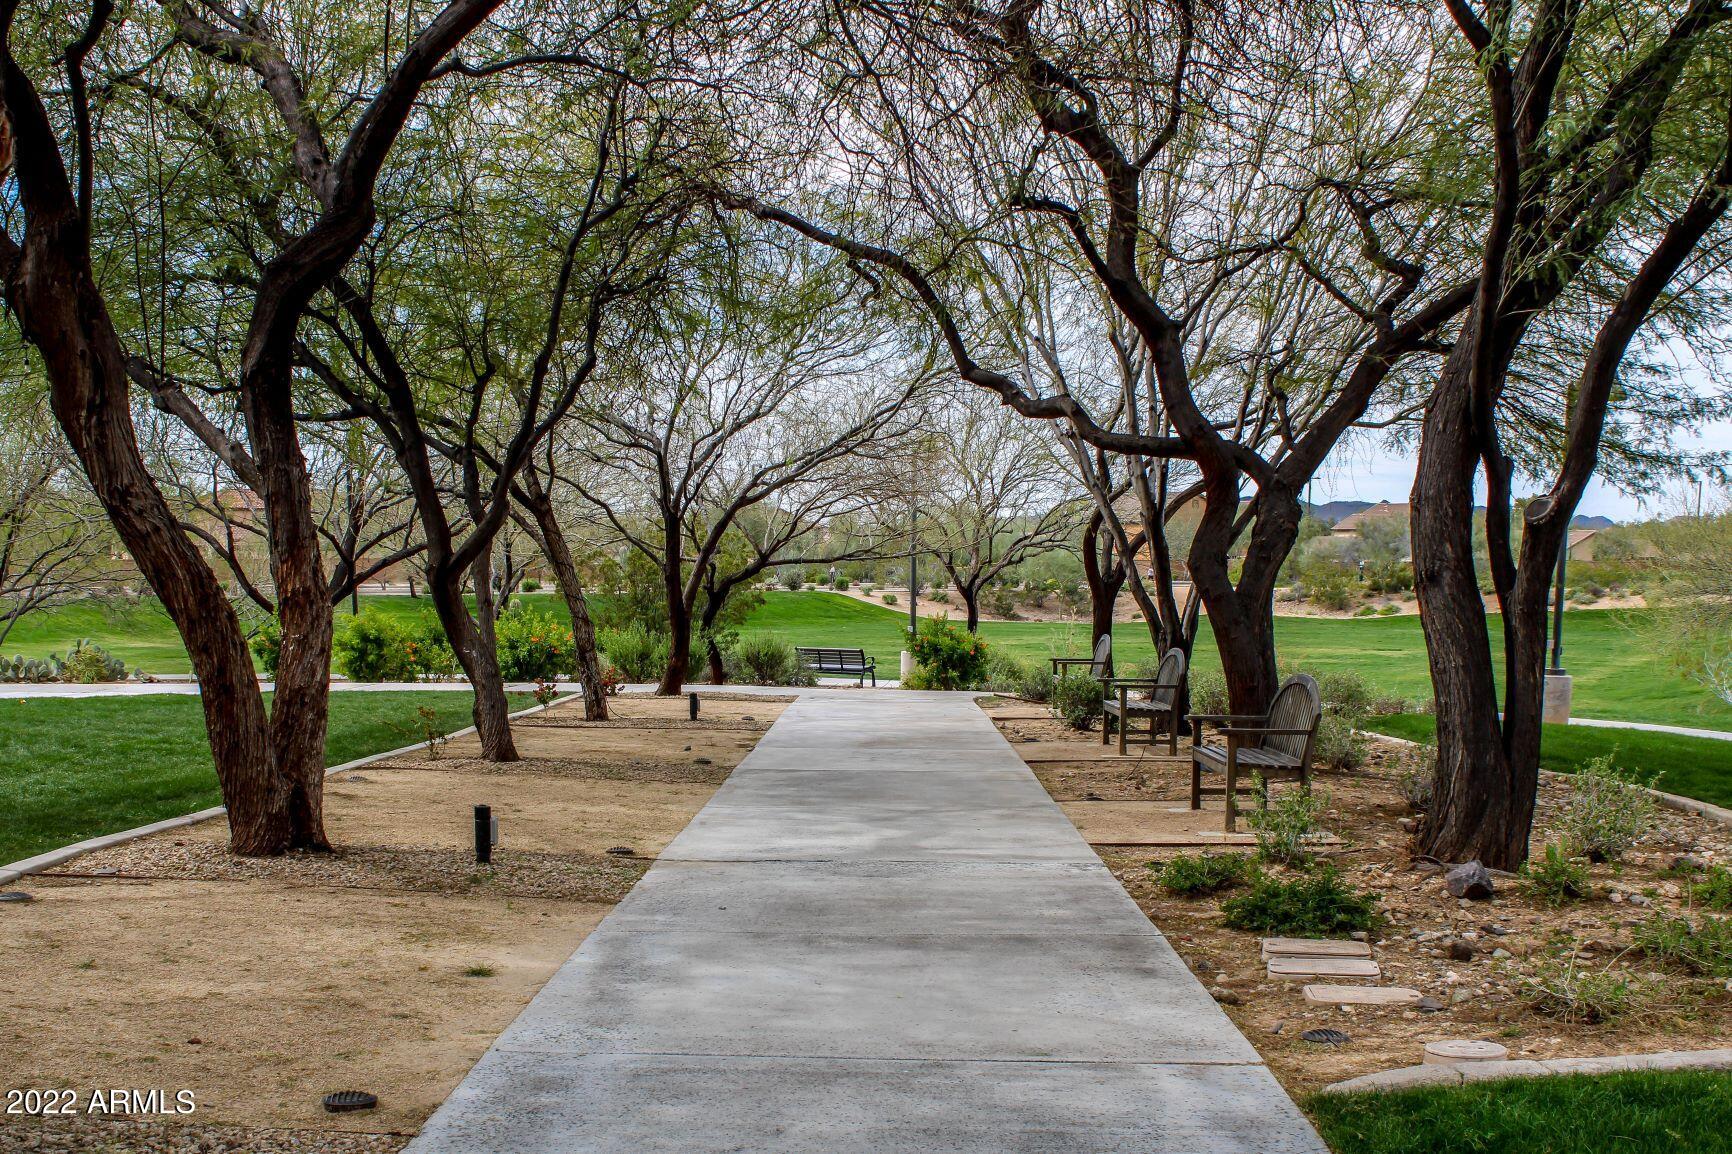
[0,1118,408,1154]
[371,755,733,785]
[58,840,647,902]
[519,716,773,733]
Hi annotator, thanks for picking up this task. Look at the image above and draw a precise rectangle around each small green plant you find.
[833,576,850,591]
[881,592,898,605]
[462,964,496,978]
[404,611,458,680]
[1186,669,1230,717]
[929,587,949,603]
[1311,713,1366,771]
[1690,865,1732,911]
[1522,957,1643,1024]
[1157,853,1254,897]
[1244,784,1327,866]
[781,569,804,591]
[1633,912,1732,978]
[496,604,574,682]
[532,677,561,707]
[1397,746,1437,812]
[59,640,129,684]
[598,623,672,683]
[1520,843,1593,906]
[1050,673,1104,730]
[982,651,1052,702]
[1557,753,1658,862]
[520,578,541,593]
[1220,868,1380,936]
[250,617,283,677]
[860,583,875,595]
[908,616,989,690]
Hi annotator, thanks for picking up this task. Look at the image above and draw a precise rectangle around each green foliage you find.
[250,618,283,678]
[833,576,849,591]
[598,623,671,683]
[333,610,417,682]
[1220,868,1380,936]
[1634,913,1732,978]
[1245,784,1327,866]
[983,649,1052,701]
[908,615,989,690]
[1186,668,1230,716]
[60,641,128,684]
[1298,560,1357,611]
[730,633,815,686]
[1050,672,1104,729]
[1521,843,1593,906]
[1312,712,1366,771]
[1398,745,1437,812]
[403,611,457,680]
[782,569,805,591]
[880,592,897,605]
[1557,753,1658,862]
[496,604,574,682]
[1523,958,1645,1025]
[1691,866,1732,911]
[520,579,541,593]
[1363,559,1413,593]
[1157,853,1253,897]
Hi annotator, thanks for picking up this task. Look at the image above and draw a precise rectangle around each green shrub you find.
[781,570,804,591]
[1158,853,1254,897]
[1220,868,1380,936]
[1398,746,1437,812]
[1523,958,1644,1024]
[1187,669,1230,716]
[860,583,875,595]
[881,592,898,605]
[1363,559,1413,593]
[496,604,574,682]
[908,616,989,690]
[250,618,283,678]
[60,641,128,684]
[1520,843,1593,906]
[404,611,458,680]
[520,578,541,593]
[1557,753,1658,862]
[833,577,850,591]
[1050,673,1104,730]
[1313,669,1374,717]
[1245,784,1327,866]
[731,633,815,686]
[1300,563,1357,611]
[333,610,416,682]
[598,623,671,683]
[1312,712,1366,771]
[1691,866,1732,911]
[1634,913,1732,978]
[929,588,949,603]
[983,650,1052,702]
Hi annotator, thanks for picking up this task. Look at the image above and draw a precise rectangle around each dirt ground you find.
[980,695,1732,1097]
[0,693,788,1153]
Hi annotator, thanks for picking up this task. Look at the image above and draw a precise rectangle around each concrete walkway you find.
[406,689,1326,1153]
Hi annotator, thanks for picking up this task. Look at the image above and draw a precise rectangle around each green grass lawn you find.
[1361,711,1732,809]
[8,590,1731,732]
[0,691,530,864]
[1309,1070,1732,1154]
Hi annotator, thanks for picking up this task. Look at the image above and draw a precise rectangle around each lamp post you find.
[1542,519,1573,724]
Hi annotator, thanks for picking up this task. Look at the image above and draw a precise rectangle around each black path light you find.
[473,805,497,864]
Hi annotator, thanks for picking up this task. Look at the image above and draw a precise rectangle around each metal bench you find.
[1101,647,1188,755]
[796,646,877,686]
[1050,633,1111,681]
[1188,673,1321,832]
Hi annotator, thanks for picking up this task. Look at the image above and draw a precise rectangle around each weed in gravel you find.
[1522,956,1646,1025]
[1521,843,1594,906]
[1245,785,1327,867]
[1220,868,1380,936]
[1634,913,1732,979]
[1157,853,1254,897]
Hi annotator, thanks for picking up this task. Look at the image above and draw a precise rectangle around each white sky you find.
[1305,419,1732,521]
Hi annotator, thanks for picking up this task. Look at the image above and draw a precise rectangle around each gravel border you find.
[0,697,566,886]
[1318,1047,1732,1094]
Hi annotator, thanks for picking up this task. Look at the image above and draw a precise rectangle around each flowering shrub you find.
[404,611,458,680]
[907,616,989,690]
[333,610,417,682]
[496,604,574,682]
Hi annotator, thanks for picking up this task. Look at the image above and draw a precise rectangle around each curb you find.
[1318,1047,1732,1095]
[1356,728,1732,830]
[0,695,567,887]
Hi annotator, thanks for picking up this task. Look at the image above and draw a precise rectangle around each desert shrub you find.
[520,578,541,593]
[1187,668,1230,717]
[1354,604,1378,617]
[732,633,814,686]
[1398,746,1437,812]
[908,616,989,690]
[860,583,875,595]
[1050,673,1104,730]
[60,641,128,684]
[404,611,458,680]
[1299,562,1357,611]
[929,588,950,603]
[1522,958,1644,1024]
[781,569,803,591]
[496,604,574,682]
[1311,713,1366,771]
[1245,784,1327,866]
[833,576,850,591]
[598,623,671,683]
[983,650,1051,701]
[1556,753,1658,862]
[333,610,416,682]
[1634,913,1732,978]
[1363,559,1413,593]
[982,585,1019,620]
[881,592,898,605]
[1158,853,1254,897]
[1691,866,1732,911]
[1220,868,1379,936]
[0,654,61,683]
[1312,669,1374,717]
[1520,843,1593,906]
[250,617,283,677]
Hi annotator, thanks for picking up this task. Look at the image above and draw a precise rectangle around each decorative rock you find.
[1492,948,1512,959]
[1447,940,1476,962]
[1416,996,1447,1013]
[1267,956,1381,981]
[1423,1039,1509,1065]
[1671,854,1709,874]
[1397,817,1418,834]
[0,891,33,904]
[1209,986,1242,1006]
[1303,984,1423,1007]
[1445,861,1496,900]
[1301,1028,1351,1045]
[1261,937,1373,960]
[605,846,636,856]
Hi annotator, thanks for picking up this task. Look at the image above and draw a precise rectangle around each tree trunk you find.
[519,477,608,719]
[660,597,692,695]
[1081,512,1124,674]
[1411,343,1533,869]
[699,591,728,684]
[1185,479,1279,714]
[429,557,519,761]
[962,584,981,633]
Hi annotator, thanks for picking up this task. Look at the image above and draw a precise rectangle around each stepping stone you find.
[1423,1039,1508,1065]
[1262,938,1372,961]
[1267,957,1381,981]
[1302,985,1421,1007]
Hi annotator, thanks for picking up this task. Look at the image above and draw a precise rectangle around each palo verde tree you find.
[1411,0,1732,867]
[0,0,501,854]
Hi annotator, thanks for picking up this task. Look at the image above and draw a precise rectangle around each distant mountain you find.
[1302,500,1373,526]
[1572,514,1615,529]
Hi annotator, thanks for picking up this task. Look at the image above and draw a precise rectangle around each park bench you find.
[1050,633,1111,681]
[796,646,877,686]
[1189,673,1321,832]
[1101,647,1189,755]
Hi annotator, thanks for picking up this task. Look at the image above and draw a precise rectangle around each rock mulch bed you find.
[373,755,734,785]
[983,696,1732,1096]
[0,1118,409,1154]
[61,839,647,903]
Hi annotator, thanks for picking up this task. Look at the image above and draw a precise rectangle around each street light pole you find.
[908,501,918,637]
[1549,540,1567,673]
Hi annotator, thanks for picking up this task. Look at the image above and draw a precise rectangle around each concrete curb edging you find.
[1356,729,1732,829]
[1318,1047,1732,1095]
[0,695,568,887]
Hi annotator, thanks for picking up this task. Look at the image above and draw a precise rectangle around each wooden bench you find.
[1189,673,1321,832]
[1050,633,1111,681]
[796,646,877,686]
[1102,647,1188,755]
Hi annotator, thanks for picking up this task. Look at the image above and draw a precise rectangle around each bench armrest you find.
[1215,726,1316,738]
[1103,678,1180,689]
[1187,712,1266,724]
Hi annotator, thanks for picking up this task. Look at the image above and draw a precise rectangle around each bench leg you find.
[1168,711,1179,756]
[1101,711,1110,745]
[1190,756,1201,811]
[1117,711,1127,755]
[1224,754,1239,833]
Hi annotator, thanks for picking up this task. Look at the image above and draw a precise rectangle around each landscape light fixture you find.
[690,691,700,720]
[473,804,497,864]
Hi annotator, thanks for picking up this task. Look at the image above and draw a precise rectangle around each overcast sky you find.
[1306,419,1732,522]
